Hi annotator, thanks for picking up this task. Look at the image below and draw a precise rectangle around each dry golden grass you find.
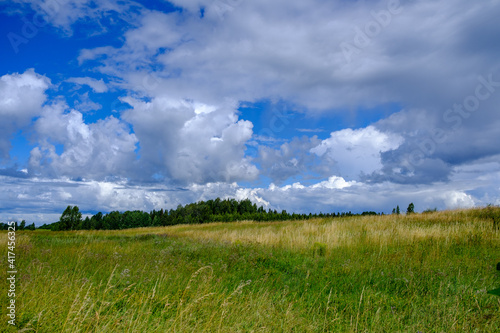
[117,209,499,252]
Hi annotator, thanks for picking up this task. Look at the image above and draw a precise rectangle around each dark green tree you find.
[103,211,119,230]
[59,206,82,230]
[152,215,161,226]
[407,203,415,214]
[81,216,91,230]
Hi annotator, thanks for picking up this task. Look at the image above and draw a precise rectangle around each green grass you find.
[1,208,500,332]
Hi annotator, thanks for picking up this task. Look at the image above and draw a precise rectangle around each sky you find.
[0,0,499,225]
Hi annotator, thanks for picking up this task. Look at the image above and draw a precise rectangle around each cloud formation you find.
[121,96,258,184]
[10,0,142,34]
[2,164,492,224]
[0,69,50,159]
[257,136,325,184]
[73,0,500,111]
[1,0,500,223]
[67,77,108,93]
[29,102,138,180]
[311,126,403,181]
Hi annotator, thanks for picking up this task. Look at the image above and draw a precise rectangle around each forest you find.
[30,198,383,231]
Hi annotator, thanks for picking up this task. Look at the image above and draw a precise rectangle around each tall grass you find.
[1,208,499,332]
[162,209,499,251]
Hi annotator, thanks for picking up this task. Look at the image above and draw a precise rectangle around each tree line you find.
[391,203,415,215]
[0,220,36,231]
[41,198,385,231]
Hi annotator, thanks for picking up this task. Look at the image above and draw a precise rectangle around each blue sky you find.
[1,0,500,224]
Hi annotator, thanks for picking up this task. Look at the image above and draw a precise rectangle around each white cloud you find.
[442,191,476,209]
[256,175,487,215]
[29,103,138,180]
[124,11,185,51]
[70,0,500,188]
[11,0,142,34]
[0,69,50,158]
[76,0,496,111]
[69,0,500,189]
[0,162,496,225]
[2,0,500,222]
[311,176,356,190]
[121,96,258,184]
[67,77,108,93]
[311,126,403,180]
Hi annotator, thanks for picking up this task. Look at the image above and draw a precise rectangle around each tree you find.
[81,216,91,230]
[406,202,415,214]
[238,199,254,214]
[396,205,400,215]
[152,215,161,226]
[59,206,82,231]
[102,211,118,230]
[19,220,26,230]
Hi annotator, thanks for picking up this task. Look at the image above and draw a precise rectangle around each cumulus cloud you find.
[0,69,50,159]
[121,96,258,184]
[29,102,138,180]
[442,191,475,209]
[311,176,356,190]
[311,126,403,180]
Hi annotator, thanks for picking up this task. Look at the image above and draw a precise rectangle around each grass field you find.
[1,208,500,332]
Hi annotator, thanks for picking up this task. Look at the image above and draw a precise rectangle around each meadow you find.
[1,208,500,332]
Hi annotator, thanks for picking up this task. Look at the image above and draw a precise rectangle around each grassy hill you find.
[1,208,500,332]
